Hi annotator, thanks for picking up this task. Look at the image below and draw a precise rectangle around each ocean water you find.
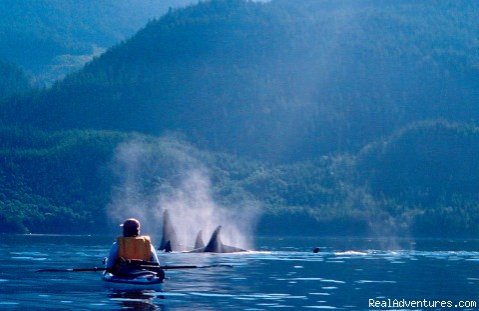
[1,235,478,310]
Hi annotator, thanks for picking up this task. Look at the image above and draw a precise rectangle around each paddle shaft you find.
[162,264,233,269]
[36,267,107,272]
[36,264,232,272]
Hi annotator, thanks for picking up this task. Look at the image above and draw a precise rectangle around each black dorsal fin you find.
[194,230,205,249]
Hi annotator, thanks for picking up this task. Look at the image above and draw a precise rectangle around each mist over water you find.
[107,136,261,250]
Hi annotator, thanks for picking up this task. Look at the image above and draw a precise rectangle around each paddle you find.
[36,267,107,272]
[36,264,232,272]
[162,264,233,270]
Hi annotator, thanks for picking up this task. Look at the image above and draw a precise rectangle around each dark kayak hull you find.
[102,271,163,290]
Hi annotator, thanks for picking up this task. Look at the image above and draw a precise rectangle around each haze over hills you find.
[0,0,196,85]
[3,0,479,161]
[1,0,479,236]
[0,61,31,101]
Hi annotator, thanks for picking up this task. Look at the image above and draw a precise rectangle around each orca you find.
[158,209,181,252]
[194,230,205,249]
[190,226,246,253]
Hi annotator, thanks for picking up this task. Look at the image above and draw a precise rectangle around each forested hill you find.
[1,0,479,236]
[2,121,479,236]
[0,61,31,101]
[0,0,195,85]
[2,0,478,162]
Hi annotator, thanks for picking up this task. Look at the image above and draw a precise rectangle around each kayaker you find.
[106,218,160,274]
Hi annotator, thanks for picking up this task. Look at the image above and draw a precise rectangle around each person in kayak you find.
[106,218,160,275]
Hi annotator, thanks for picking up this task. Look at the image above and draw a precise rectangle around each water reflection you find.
[108,290,166,310]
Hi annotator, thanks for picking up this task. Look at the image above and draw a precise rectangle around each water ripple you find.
[3,235,479,310]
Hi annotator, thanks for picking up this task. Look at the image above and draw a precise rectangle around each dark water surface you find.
[1,235,479,310]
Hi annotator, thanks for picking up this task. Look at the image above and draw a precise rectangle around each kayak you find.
[102,270,164,290]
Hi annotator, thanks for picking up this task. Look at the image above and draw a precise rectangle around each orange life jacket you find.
[117,235,152,261]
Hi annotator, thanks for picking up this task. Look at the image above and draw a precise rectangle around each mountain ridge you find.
[1,0,479,236]
[2,0,478,162]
